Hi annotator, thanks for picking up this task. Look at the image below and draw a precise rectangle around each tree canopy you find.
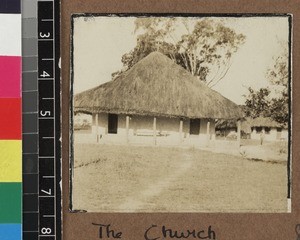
[113,18,246,88]
[244,44,289,125]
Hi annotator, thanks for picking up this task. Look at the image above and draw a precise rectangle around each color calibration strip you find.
[22,0,61,239]
[0,0,22,239]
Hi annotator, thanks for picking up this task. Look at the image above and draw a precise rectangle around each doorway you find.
[190,119,200,135]
[108,114,118,134]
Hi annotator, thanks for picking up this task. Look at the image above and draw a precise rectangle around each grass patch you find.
[72,144,288,213]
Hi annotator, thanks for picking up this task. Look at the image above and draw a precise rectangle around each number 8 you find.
[41,227,52,234]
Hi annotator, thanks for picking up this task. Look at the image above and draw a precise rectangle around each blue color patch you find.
[0,224,21,240]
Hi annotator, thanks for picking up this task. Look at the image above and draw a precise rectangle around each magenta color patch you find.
[0,56,21,98]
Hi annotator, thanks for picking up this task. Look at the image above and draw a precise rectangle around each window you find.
[256,127,262,133]
[265,127,271,134]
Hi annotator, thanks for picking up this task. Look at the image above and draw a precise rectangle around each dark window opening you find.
[256,127,262,133]
[190,119,200,135]
[108,114,118,134]
[265,127,271,134]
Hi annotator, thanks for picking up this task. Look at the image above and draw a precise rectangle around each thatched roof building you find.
[246,117,284,128]
[216,117,286,132]
[243,117,288,141]
[74,52,243,119]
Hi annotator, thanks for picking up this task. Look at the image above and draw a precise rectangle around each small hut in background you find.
[215,119,239,139]
[246,117,288,141]
[216,117,288,142]
[73,52,243,147]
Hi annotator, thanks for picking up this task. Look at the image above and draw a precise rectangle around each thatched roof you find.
[215,119,237,129]
[74,52,243,119]
[246,117,283,128]
[215,117,286,133]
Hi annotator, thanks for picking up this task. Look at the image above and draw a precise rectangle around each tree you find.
[244,44,289,125]
[267,44,289,124]
[244,87,271,118]
[266,44,288,88]
[113,18,246,87]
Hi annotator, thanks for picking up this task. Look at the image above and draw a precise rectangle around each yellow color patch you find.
[0,140,22,182]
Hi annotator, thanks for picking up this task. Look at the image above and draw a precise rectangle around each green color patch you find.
[0,183,21,223]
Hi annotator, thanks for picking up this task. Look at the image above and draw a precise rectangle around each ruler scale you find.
[38,1,61,239]
[22,0,61,239]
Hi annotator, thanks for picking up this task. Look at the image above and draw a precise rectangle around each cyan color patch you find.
[0,224,21,240]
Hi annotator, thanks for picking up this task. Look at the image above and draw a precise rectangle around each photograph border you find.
[69,12,293,212]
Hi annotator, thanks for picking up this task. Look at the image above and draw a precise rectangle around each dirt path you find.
[117,152,193,211]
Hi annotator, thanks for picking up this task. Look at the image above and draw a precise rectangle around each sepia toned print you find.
[70,15,291,212]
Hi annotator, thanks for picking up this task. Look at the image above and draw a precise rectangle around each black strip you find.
[0,0,20,13]
[23,194,38,211]
[54,0,62,238]
[38,1,62,239]
[23,153,38,174]
[23,232,38,240]
[23,174,38,193]
[69,12,75,211]
[22,0,38,235]
[287,15,292,200]
[23,134,38,153]
[23,213,39,231]
[72,12,291,19]
[38,1,53,19]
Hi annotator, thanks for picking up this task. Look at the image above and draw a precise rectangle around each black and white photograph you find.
[70,15,291,213]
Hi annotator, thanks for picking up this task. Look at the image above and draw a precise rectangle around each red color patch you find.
[0,98,21,139]
[0,56,21,98]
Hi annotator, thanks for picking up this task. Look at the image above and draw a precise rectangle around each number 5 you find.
[40,111,51,117]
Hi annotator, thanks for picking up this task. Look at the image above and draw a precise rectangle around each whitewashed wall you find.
[250,127,288,141]
[281,129,289,141]
[82,113,216,146]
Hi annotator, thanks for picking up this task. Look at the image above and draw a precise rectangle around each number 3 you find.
[40,32,50,38]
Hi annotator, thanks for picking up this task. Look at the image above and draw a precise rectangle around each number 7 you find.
[41,189,52,195]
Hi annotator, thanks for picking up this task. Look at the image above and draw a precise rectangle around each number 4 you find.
[40,71,50,78]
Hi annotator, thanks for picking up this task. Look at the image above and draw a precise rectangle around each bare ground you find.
[72,144,288,213]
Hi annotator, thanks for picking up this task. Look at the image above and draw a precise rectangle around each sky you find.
[73,16,290,105]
